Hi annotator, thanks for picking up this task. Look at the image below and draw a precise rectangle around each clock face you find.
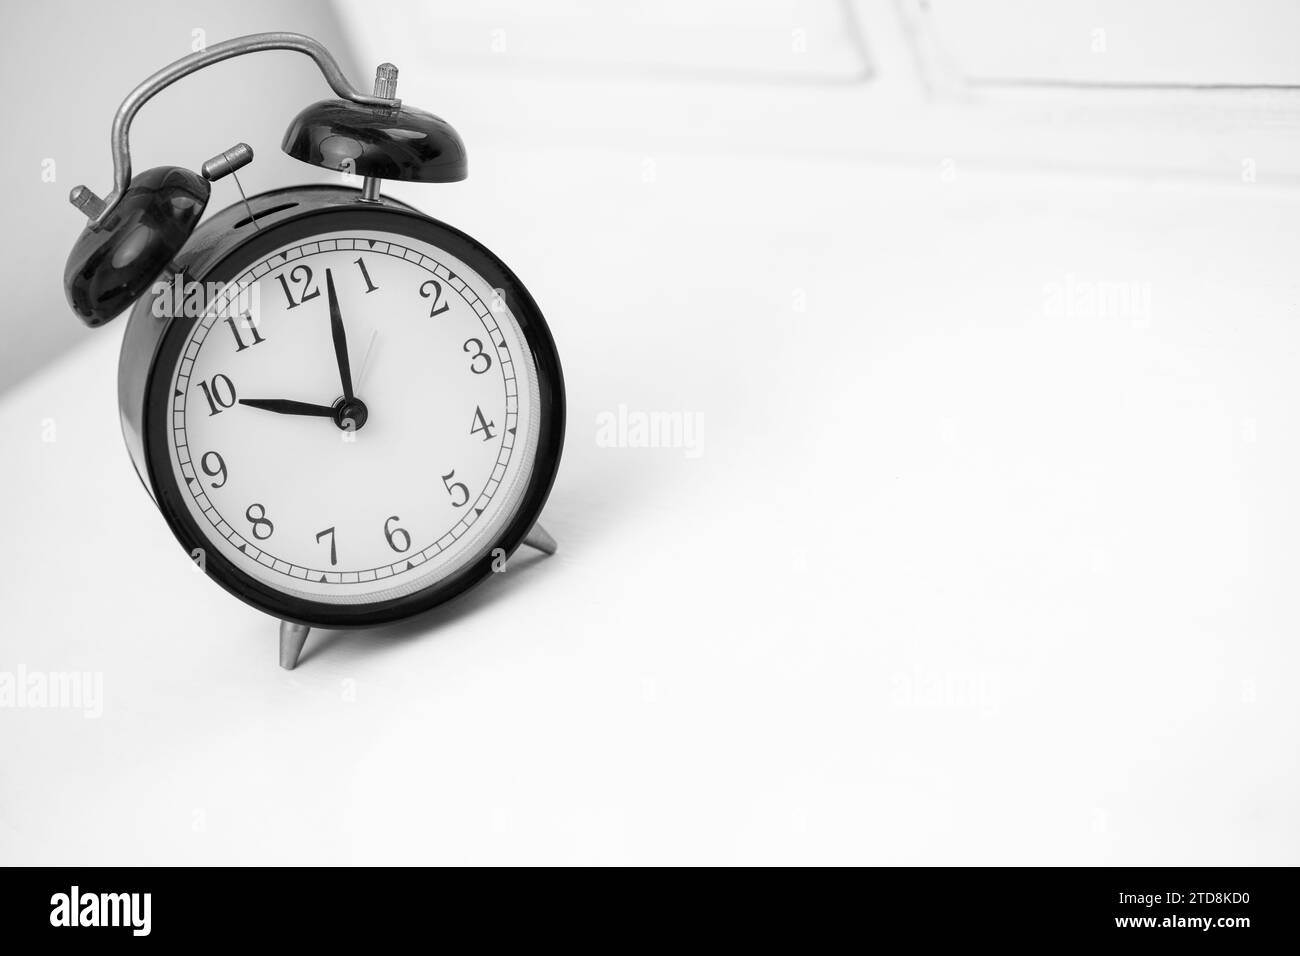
[163,227,542,605]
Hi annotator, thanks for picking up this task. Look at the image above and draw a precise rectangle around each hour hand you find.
[238,398,337,418]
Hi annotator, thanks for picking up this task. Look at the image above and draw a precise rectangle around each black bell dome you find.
[64,166,210,327]
[282,99,467,183]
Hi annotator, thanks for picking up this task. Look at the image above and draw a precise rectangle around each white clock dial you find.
[165,229,541,603]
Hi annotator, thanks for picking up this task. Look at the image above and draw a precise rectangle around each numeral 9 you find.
[200,451,227,489]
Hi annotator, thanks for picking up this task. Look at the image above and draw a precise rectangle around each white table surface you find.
[3,138,1298,864]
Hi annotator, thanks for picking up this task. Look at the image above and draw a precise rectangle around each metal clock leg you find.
[522,523,557,555]
[279,621,311,670]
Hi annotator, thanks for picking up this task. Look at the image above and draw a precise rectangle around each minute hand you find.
[325,267,354,401]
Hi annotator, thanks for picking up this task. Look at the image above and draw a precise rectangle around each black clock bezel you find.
[142,201,565,628]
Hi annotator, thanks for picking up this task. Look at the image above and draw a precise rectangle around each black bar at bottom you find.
[0,866,1289,943]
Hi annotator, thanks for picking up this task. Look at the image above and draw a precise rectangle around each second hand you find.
[354,329,380,393]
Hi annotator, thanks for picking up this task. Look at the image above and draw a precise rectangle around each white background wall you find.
[7,1,1300,394]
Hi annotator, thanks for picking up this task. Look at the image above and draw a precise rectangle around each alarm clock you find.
[62,33,564,669]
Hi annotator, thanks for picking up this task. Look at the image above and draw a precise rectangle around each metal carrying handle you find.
[69,32,400,229]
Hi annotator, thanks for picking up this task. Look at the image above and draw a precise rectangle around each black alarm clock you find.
[63,33,564,669]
